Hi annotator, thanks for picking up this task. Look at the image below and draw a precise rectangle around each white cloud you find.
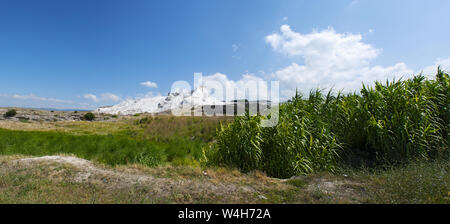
[421,57,450,76]
[266,25,414,98]
[100,93,122,102]
[83,94,98,102]
[83,93,121,102]
[11,94,73,104]
[140,81,158,88]
[201,73,270,101]
[273,62,412,98]
[266,25,380,68]
[282,17,288,21]
[79,25,449,107]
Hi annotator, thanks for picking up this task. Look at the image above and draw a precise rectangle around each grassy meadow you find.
[0,116,232,167]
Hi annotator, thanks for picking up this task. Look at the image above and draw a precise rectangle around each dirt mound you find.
[19,156,93,168]
[13,155,254,200]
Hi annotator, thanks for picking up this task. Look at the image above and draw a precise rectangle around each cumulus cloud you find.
[266,25,414,98]
[198,73,271,102]
[82,25,449,107]
[193,27,447,102]
[83,93,121,102]
[266,25,380,68]
[83,94,98,102]
[421,57,450,76]
[140,81,158,88]
[101,93,122,102]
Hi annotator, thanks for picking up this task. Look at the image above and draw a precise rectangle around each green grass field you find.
[0,116,232,167]
[0,128,204,167]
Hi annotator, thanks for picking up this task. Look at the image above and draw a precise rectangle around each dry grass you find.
[141,115,233,142]
[0,112,231,139]
[0,155,368,204]
[0,119,141,135]
[1,154,446,204]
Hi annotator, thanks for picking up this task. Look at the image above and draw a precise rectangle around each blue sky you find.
[1,0,449,109]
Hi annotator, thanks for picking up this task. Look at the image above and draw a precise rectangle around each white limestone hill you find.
[97,87,224,115]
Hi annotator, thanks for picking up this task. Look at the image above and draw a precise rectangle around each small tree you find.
[5,109,17,118]
[83,112,95,121]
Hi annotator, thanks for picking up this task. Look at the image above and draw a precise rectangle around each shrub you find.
[203,93,342,178]
[18,117,30,123]
[4,109,17,118]
[203,114,263,173]
[204,69,449,178]
[354,76,444,163]
[333,70,449,164]
[83,112,95,121]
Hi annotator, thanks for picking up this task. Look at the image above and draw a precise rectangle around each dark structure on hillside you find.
[200,100,273,116]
